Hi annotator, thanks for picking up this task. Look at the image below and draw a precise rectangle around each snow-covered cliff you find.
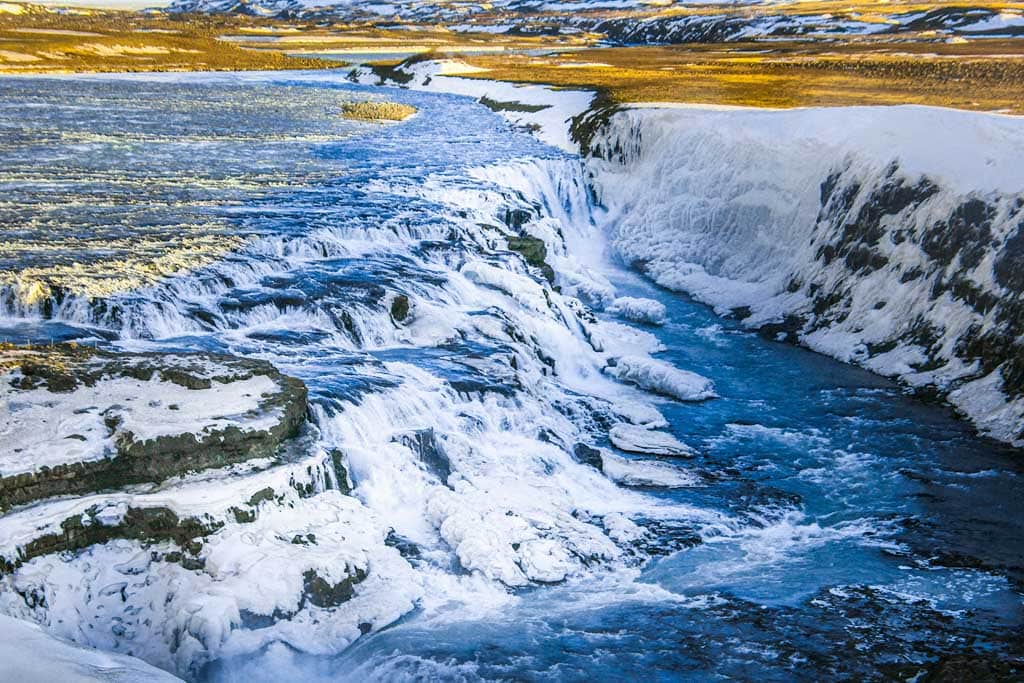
[583,104,1024,446]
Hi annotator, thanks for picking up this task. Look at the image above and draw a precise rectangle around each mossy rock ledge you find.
[0,344,308,511]
[506,235,556,284]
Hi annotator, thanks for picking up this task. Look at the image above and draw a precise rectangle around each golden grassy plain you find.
[0,1,1022,114]
[0,8,339,72]
[448,40,1024,114]
[341,100,417,120]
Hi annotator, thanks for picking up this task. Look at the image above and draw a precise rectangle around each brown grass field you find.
[447,40,1024,114]
[0,2,1022,114]
[0,8,339,72]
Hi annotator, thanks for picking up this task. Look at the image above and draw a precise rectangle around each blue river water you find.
[0,73,1021,681]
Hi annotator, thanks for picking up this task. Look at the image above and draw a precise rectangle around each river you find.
[0,72,1021,681]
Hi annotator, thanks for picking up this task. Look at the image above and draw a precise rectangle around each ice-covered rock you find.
[601,512,648,543]
[610,399,668,429]
[0,345,307,510]
[602,452,701,487]
[461,261,550,313]
[609,424,695,457]
[0,449,414,677]
[607,296,667,325]
[604,355,716,402]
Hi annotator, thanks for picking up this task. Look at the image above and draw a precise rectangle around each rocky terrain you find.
[0,343,408,677]
[163,0,1024,45]
[0,345,307,509]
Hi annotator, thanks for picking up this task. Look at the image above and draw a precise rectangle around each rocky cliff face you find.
[581,105,1024,446]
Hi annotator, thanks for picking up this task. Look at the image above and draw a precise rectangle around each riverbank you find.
[447,39,1024,115]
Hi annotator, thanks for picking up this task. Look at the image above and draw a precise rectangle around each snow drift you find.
[0,614,181,682]
[583,104,1024,446]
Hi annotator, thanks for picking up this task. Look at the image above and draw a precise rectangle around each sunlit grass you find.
[0,9,342,73]
[453,41,1024,114]
[1,2,1021,114]
[341,100,417,121]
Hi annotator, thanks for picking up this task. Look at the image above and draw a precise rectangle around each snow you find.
[0,367,281,478]
[94,502,128,527]
[461,261,550,313]
[0,449,330,559]
[0,451,422,676]
[610,398,668,428]
[607,296,667,325]
[168,0,679,20]
[601,511,648,544]
[432,59,491,75]
[0,613,181,682]
[587,103,1024,445]
[602,452,701,488]
[319,366,666,588]
[961,11,1024,33]
[357,59,594,153]
[604,355,717,402]
[609,424,695,457]
[948,370,1024,444]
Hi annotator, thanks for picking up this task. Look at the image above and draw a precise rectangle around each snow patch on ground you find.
[0,613,182,682]
[0,357,283,478]
[354,59,594,153]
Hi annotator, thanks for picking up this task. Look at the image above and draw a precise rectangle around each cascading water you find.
[0,73,1021,681]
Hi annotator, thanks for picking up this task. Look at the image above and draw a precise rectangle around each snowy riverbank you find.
[580,103,1024,446]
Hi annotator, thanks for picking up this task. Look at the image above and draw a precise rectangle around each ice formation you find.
[0,613,181,682]
[604,355,717,402]
[607,296,668,325]
[585,104,1024,445]
[609,424,695,457]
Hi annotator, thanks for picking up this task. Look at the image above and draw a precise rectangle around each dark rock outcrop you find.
[0,344,308,511]
[396,428,452,482]
[506,235,556,284]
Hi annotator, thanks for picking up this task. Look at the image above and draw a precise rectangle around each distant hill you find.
[163,0,1024,44]
[164,0,684,21]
